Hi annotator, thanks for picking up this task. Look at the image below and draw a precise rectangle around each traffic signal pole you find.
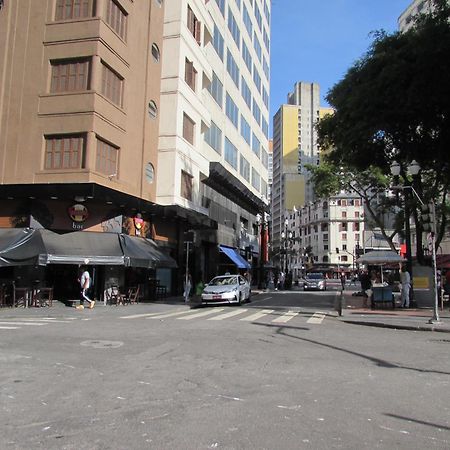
[428,202,440,323]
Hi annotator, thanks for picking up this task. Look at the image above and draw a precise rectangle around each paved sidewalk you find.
[341,292,450,333]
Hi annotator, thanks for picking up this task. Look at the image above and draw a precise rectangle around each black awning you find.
[41,230,125,266]
[0,228,177,268]
[120,234,177,269]
[0,228,46,266]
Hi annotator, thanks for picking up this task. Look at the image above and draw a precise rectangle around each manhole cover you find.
[80,340,123,349]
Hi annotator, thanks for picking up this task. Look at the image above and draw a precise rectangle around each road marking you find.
[147,309,197,319]
[20,318,74,323]
[0,321,47,326]
[249,296,272,305]
[0,326,19,329]
[208,309,248,321]
[178,308,225,320]
[307,313,326,324]
[272,311,298,323]
[121,311,179,319]
[240,309,274,322]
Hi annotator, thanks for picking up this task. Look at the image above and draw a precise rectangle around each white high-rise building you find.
[398,0,434,31]
[157,0,271,280]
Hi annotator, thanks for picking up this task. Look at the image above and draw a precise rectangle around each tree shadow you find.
[253,322,450,375]
[384,413,450,431]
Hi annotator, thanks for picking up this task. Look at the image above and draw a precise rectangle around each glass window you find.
[185,58,197,91]
[251,167,260,191]
[253,65,261,92]
[225,138,238,170]
[96,138,118,176]
[226,50,240,88]
[181,170,193,201]
[55,0,94,20]
[262,86,269,109]
[204,121,222,154]
[253,34,262,62]
[263,27,270,52]
[240,154,250,182]
[183,113,195,145]
[243,4,252,37]
[254,2,262,30]
[106,0,127,40]
[101,63,123,107]
[187,5,201,44]
[50,58,90,93]
[215,0,225,16]
[213,24,224,60]
[263,56,270,81]
[261,148,268,168]
[226,93,239,129]
[151,43,160,62]
[242,40,252,73]
[241,77,252,110]
[45,134,85,170]
[208,72,223,107]
[252,100,261,125]
[252,133,260,158]
[240,115,251,145]
[261,117,268,138]
[228,7,240,49]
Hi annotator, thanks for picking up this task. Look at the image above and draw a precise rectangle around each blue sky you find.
[270,0,413,120]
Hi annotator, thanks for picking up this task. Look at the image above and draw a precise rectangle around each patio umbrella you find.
[356,250,405,283]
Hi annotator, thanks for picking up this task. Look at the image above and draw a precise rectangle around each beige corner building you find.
[0,0,183,300]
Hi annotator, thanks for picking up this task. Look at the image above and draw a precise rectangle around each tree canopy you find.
[313,0,450,260]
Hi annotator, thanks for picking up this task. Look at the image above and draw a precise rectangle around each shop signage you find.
[134,213,144,236]
[68,203,89,230]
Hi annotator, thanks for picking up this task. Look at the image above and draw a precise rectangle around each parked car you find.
[303,273,327,291]
[201,275,251,305]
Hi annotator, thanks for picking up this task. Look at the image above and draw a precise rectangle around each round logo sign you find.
[68,204,89,223]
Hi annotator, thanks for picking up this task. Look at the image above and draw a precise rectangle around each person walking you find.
[400,266,411,308]
[78,267,94,309]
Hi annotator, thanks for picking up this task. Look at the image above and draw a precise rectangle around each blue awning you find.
[219,245,251,269]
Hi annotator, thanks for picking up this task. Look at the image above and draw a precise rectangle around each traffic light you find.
[421,203,435,233]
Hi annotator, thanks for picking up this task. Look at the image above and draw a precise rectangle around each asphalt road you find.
[1,291,449,450]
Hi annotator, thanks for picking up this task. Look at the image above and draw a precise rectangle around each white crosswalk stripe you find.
[207,309,248,321]
[307,313,326,324]
[0,321,46,326]
[177,308,225,320]
[240,309,274,322]
[146,310,197,320]
[0,318,81,331]
[272,311,298,323]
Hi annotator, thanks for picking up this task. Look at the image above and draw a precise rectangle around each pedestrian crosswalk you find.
[121,307,329,325]
[0,317,78,330]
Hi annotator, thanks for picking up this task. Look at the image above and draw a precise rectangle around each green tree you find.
[315,0,450,262]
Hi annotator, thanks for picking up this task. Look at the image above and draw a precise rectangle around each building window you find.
[342,211,347,218]
[96,138,118,176]
[227,7,240,49]
[151,43,160,62]
[183,113,195,145]
[240,115,251,145]
[215,0,225,17]
[44,134,85,170]
[226,50,240,88]
[252,133,260,158]
[101,63,123,107]
[204,121,222,154]
[226,94,239,129]
[213,24,224,60]
[208,72,223,107]
[106,0,127,40]
[187,5,201,44]
[148,100,158,119]
[240,155,250,182]
[181,170,193,201]
[251,168,260,191]
[185,58,197,91]
[55,0,94,20]
[224,138,238,170]
[50,59,90,93]
[341,255,348,262]
[342,233,347,241]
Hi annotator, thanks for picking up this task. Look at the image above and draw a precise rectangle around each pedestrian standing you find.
[78,267,94,309]
[340,273,346,291]
[400,266,411,308]
[183,272,192,303]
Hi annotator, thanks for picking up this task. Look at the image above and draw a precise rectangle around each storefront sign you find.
[68,203,89,230]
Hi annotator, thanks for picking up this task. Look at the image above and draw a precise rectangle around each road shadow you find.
[253,322,450,376]
[384,413,450,431]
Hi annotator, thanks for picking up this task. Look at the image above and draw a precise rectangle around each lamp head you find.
[390,161,401,177]
[407,160,420,176]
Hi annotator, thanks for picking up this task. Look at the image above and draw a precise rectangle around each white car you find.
[303,273,327,291]
[201,275,251,305]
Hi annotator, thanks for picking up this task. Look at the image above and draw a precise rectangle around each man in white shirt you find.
[78,268,95,309]
[400,266,411,308]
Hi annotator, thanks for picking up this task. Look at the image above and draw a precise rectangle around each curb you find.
[342,319,450,333]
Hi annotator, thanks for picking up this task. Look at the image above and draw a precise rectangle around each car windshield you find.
[306,274,324,280]
[209,276,238,286]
